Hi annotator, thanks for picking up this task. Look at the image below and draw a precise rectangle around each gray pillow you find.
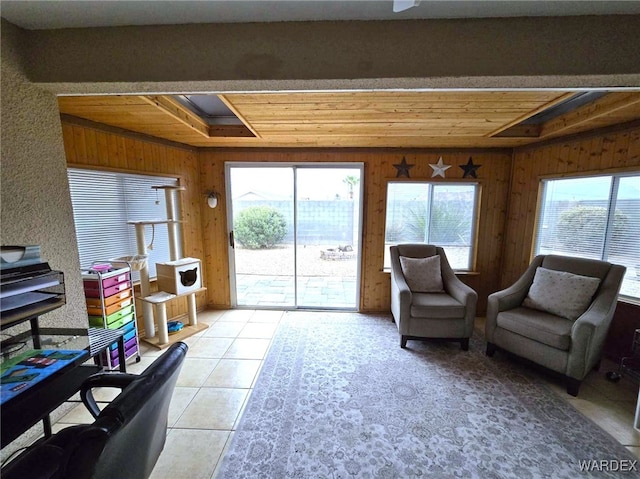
[399,255,444,293]
[523,267,600,320]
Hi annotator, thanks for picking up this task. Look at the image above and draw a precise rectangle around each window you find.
[384,182,480,270]
[67,168,181,280]
[534,173,640,301]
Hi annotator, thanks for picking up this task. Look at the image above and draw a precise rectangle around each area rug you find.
[217,312,637,478]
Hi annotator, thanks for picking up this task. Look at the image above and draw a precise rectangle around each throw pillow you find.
[399,255,444,293]
[523,267,601,321]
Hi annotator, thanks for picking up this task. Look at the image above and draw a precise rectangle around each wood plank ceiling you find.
[58,90,640,149]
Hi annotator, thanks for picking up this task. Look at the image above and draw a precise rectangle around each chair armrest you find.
[567,272,624,379]
[485,257,543,341]
[80,373,139,419]
[442,271,476,306]
[390,264,412,319]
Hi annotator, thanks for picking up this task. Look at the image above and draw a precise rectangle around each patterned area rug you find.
[217,312,636,478]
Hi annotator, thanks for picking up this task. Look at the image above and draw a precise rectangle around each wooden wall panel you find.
[502,125,640,288]
[60,121,205,336]
[199,149,512,314]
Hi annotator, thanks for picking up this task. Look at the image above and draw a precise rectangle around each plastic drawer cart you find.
[82,263,141,369]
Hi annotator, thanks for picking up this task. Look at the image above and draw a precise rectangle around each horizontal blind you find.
[384,182,478,270]
[67,168,180,280]
[535,172,640,300]
[536,176,612,260]
[606,174,640,299]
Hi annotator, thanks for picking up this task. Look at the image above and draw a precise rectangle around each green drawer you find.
[104,305,134,325]
[107,312,135,330]
[88,304,134,327]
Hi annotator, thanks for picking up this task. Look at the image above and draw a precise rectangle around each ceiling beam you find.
[217,95,262,138]
[485,92,575,137]
[209,125,255,138]
[539,92,640,138]
[139,95,210,138]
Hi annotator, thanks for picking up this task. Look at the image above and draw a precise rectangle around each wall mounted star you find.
[459,157,482,178]
[393,157,415,178]
[429,156,451,178]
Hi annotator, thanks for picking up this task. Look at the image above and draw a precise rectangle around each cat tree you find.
[129,185,207,348]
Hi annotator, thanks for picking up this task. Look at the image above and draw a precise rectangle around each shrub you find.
[557,206,627,251]
[234,206,287,249]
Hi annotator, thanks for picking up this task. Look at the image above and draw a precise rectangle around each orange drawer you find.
[85,288,132,308]
[87,297,132,317]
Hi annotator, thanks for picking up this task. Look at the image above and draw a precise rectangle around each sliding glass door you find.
[227,163,362,309]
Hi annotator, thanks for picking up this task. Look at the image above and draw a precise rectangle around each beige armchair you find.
[390,244,477,350]
[485,254,626,396]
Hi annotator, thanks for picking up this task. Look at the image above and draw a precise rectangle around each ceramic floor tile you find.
[238,322,278,339]
[177,358,220,387]
[626,446,640,458]
[203,321,245,338]
[149,429,229,479]
[203,359,262,389]
[223,338,271,360]
[57,402,95,424]
[569,398,640,446]
[187,337,235,359]
[212,431,235,479]
[249,309,284,323]
[175,388,248,430]
[167,387,199,427]
[125,356,158,374]
[197,310,226,324]
[217,309,255,323]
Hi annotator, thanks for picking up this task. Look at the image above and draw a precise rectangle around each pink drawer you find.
[83,271,130,291]
[84,280,131,298]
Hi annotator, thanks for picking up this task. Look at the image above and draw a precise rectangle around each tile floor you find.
[16,310,640,478]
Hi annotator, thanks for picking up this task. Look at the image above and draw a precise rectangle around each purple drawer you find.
[109,337,138,360]
[109,343,138,368]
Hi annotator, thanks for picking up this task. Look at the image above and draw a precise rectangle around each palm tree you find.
[343,175,359,199]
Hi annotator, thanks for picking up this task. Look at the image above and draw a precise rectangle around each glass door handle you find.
[229,231,235,248]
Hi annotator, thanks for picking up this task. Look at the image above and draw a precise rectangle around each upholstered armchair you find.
[485,255,626,396]
[390,244,478,350]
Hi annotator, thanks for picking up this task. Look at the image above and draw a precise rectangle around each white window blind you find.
[67,168,181,280]
[534,173,640,300]
[384,182,479,270]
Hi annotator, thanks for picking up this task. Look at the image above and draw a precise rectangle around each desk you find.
[0,327,125,448]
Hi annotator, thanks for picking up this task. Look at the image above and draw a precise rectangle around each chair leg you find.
[400,335,408,349]
[485,342,496,357]
[460,338,469,351]
[566,378,581,397]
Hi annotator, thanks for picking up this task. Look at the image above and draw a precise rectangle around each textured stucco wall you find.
[1,20,88,329]
[21,15,640,95]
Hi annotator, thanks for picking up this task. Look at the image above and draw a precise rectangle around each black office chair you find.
[2,341,188,479]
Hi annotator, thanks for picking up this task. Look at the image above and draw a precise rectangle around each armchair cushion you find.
[411,293,465,319]
[497,307,573,350]
[399,255,444,293]
[522,267,600,320]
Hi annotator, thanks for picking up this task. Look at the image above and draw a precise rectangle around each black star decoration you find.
[459,157,482,178]
[393,157,415,178]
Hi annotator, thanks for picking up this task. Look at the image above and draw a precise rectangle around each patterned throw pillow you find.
[523,267,601,321]
[399,255,444,293]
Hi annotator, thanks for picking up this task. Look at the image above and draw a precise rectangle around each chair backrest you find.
[65,342,188,479]
[539,254,614,284]
[392,243,439,259]
[390,244,456,280]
